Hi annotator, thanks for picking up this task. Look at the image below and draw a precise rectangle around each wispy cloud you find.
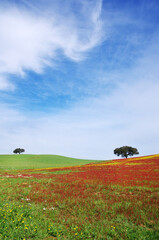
[0,0,104,90]
[0,75,15,91]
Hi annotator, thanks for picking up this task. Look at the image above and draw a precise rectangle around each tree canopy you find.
[114,146,139,158]
[13,148,25,154]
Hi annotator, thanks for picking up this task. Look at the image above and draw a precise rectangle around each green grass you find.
[0,154,97,170]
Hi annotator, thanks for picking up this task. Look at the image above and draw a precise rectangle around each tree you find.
[13,148,25,154]
[114,146,139,158]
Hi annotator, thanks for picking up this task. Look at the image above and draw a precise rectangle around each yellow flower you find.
[111,226,115,229]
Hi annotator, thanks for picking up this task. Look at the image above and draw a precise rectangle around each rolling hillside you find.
[0,154,98,170]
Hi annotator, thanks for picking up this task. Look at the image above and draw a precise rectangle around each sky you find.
[0,0,159,160]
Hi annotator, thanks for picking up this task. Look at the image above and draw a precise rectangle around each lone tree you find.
[114,146,139,158]
[13,148,25,154]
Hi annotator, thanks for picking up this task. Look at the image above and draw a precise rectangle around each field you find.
[0,155,97,170]
[0,154,159,239]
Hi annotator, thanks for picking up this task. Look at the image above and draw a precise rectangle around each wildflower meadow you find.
[0,154,159,239]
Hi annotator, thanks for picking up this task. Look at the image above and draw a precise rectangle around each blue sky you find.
[0,0,159,159]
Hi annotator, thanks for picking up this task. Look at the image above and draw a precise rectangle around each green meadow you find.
[0,154,97,170]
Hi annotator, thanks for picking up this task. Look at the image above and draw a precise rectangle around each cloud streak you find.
[0,0,104,90]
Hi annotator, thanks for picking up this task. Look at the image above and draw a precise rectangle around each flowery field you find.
[0,154,159,239]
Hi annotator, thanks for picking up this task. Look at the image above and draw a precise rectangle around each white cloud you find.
[0,75,15,91]
[0,0,104,90]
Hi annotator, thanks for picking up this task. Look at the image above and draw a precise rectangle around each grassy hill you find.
[0,154,98,170]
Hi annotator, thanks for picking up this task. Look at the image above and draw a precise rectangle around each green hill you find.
[0,154,97,170]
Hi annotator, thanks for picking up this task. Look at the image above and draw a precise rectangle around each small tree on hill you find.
[114,146,139,158]
[13,148,25,154]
